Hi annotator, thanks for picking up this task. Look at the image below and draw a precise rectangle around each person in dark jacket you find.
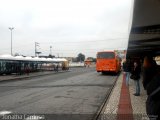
[142,56,157,90]
[146,72,160,120]
[56,64,59,72]
[132,61,141,96]
[123,59,131,86]
[142,56,160,119]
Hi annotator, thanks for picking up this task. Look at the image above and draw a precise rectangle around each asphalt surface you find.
[0,67,118,120]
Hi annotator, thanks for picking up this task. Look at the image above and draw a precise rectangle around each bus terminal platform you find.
[103,72,148,120]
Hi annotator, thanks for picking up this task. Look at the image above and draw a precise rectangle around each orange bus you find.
[96,51,121,74]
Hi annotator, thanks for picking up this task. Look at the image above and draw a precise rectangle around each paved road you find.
[0,67,118,120]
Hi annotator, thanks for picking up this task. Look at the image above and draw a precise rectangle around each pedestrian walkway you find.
[104,72,148,120]
[0,70,69,82]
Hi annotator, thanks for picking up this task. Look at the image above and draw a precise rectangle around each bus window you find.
[97,52,115,59]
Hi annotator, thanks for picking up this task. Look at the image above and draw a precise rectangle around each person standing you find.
[25,65,30,75]
[132,61,141,96]
[123,59,131,86]
[142,56,157,90]
[56,64,59,72]
[142,56,160,119]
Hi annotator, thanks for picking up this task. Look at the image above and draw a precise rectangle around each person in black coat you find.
[142,56,160,119]
[142,56,157,90]
[132,61,141,96]
[146,72,160,120]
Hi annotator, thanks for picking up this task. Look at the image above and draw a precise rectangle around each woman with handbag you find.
[132,61,141,96]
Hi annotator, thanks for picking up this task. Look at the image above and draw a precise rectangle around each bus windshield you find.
[97,52,115,59]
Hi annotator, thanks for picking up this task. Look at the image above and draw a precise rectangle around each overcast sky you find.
[0,0,133,57]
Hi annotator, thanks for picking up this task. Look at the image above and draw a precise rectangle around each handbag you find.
[130,74,135,79]
[130,74,140,80]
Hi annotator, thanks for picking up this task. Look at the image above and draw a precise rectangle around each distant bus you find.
[96,51,121,74]
[84,59,92,67]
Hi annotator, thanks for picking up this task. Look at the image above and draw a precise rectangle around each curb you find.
[93,72,121,120]
[0,70,70,83]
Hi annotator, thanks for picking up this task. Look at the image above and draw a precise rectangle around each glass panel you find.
[97,52,115,59]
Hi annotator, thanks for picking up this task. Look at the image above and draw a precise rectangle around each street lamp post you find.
[35,42,39,57]
[9,27,14,56]
[50,46,52,55]
[35,42,41,57]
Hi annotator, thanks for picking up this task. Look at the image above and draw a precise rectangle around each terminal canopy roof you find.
[127,0,160,58]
